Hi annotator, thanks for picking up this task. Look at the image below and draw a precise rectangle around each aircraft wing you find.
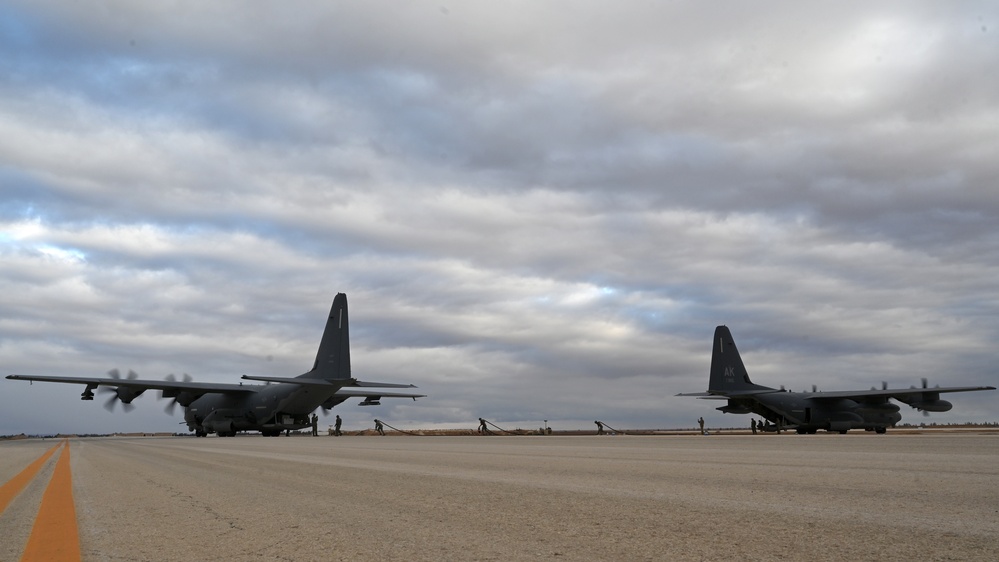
[6,374,257,394]
[803,385,996,401]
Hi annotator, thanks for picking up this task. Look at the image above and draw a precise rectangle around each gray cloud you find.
[2,2,996,434]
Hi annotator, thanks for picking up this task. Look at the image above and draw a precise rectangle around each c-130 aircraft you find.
[7,293,424,436]
[678,326,994,434]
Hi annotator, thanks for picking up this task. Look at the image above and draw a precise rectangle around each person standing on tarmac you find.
[311,413,318,436]
[334,415,343,436]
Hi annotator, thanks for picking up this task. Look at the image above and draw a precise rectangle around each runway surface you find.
[2,433,997,561]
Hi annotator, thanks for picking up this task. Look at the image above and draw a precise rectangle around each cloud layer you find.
[2,2,997,434]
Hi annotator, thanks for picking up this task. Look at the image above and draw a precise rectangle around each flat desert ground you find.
[2,433,997,561]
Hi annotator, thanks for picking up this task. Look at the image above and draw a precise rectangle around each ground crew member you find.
[311,413,318,436]
[375,419,385,436]
[595,420,604,435]
[698,417,705,434]
[478,418,489,434]
[334,415,342,436]
[751,419,757,434]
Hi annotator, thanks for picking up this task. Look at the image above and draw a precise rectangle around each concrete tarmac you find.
[2,433,998,561]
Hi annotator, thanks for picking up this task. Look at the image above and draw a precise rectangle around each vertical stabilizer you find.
[709,326,771,393]
[306,293,351,380]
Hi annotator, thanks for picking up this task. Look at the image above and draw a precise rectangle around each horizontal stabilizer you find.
[335,387,426,399]
[353,381,420,389]
[238,375,423,399]
[241,375,352,386]
[676,389,775,398]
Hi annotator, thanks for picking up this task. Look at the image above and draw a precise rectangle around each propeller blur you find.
[6,293,425,436]
[678,326,995,434]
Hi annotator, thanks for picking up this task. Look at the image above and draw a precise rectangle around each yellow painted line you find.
[0,441,62,516]
[20,440,82,562]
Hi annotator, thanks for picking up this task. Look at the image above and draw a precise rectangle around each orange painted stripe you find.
[0,442,62,515]
[20,440,82,562]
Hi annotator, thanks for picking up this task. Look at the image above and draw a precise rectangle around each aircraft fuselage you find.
[730,391,903,434]
[679,325,992,434]
[6,293,425,437]
[184,381,347,437]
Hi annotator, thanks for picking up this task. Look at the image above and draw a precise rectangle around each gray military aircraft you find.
[7,293,424,436]
[678,325,995,434]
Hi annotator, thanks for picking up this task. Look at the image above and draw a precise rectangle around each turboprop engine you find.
[900,379,953,413]
[99,369,146,412]
[909,399,952,413]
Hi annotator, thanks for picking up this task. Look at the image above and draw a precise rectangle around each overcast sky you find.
[2,2,997,435]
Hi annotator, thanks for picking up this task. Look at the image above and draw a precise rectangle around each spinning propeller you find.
[914,378,939,416]
[160,373,193,414]
[99,369,140,412]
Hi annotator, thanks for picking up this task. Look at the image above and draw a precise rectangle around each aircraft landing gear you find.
[874,426,887,434]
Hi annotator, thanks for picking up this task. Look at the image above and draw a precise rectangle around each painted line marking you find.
[0,441,62,516]
[21,440,82,562]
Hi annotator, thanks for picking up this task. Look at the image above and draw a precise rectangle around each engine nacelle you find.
[115,387,145,404]
[910,399,952,412]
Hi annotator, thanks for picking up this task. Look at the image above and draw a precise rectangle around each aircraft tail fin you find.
[306,293,351,380]
[709,326,771,394]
